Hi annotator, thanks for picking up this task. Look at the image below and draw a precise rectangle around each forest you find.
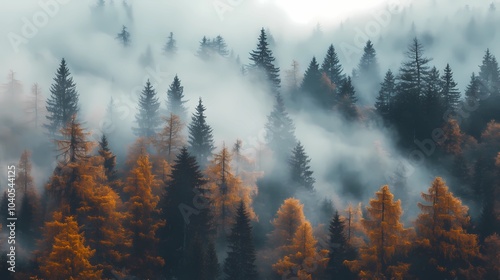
[0,0,500,280]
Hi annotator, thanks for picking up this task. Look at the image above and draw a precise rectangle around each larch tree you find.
[343,203,366,249]
[45,58,79,136]
[38,213,102,280]
[116,25,130,47]
[16,150,39,248]
[26,83,45,130]
[412,177,483,280]
[273,221,328,279]
[248,28,281,92]
[269,198,307,252]
[345,185,413,280]
[223,201,259,280]
[188,98,215,169]
[166,75,188,122]
[153,113,186,163]
[123,154,165,279]
[55,114,93,164]
[289,142,315,191]
[284,60,302,96]
[133,80,161,138]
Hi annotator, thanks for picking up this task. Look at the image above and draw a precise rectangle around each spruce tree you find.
[202,241,221,280]
[45,58,79,135]
[441,63,461,112]
[163,32,177,57]
[223,201,258,280]
[116,25,130,47]
[321,44,345,90]
[249,28,281,92]
[166,75,188,122]
[299,56,324,107]
[355,40,381,101]
[188,98,215,168]
[336,76,358,120]
[133,80,161,138]
[197,36,212,60]
[326,211,357,279]
[478,49,500,97]
[98,134,117,181]
[289,142,315,191]
[422,66,445,134]
[265,93,296,159]
[375,69,396,119]
[212,35,229,57]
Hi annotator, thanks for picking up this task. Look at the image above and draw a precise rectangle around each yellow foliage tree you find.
[153,113,186,163]
[345,185,412,280]
[38,214,102,280]
[273,221,328,279]
[343,202,366,249]
[269,198,307,251]
[413,177,483,279]
[206,145,256,237]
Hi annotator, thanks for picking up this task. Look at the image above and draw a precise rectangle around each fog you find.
[0,0,498,228]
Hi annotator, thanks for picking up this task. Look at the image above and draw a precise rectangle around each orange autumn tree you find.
[273,221,328,279]
[38,214,102,280]
[123,154,165,279]
[345,185,413,280]
[412,177,483,279]
[206,145,256,237]
[268,198,307,251]
[343,203,366,249]
[153,113,186,163]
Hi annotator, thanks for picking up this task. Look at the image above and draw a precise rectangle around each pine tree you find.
[166,75,188,122]
[249,28,281,92]
[45,58,79,135]
[320,44,345,91]
[159,147,211,278]
[375,69,396,119]
[98,134,117,181]
[163,31,177,57]
[133,80,161,138]
[153,113,185,163]
[345,185,413,279]
[116,25,130,47]
[188,98,215,168]
[223,201,259,280]
[273,221,328,279]
[441,63,461,112]
[289,142,315,191]
[326,211,357,279]
[39,214,102,280]
[336,76,358,120]
[265,93,296,159]
[412,177,483,279]
[123,154,165,279]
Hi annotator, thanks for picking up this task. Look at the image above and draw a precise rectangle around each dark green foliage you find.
[249,28,281,92]
[223,201,258,280]
[163,32,177,56]
[320,44,345,91]
[166,75,188,122]
[354,40,381,102]
[116,25,130,47]
[300,56,330,109]
[422,67,445,135]
[441,64,461,112]
[265,93,296,159]
[375,69,396,119]
[336,76,358,120]
[289,142,315,191]
[202,242,220,280]
[188,98,215,168]
[98,134,117,181]
[326,211,357,280]
[44,58,79,135]
[133,80,161,138]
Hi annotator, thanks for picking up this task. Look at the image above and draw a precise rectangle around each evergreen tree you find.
[478,49,500,97]
[223,201,258,280]
[166,75,188,122]
[98,134,117,181]
[284,60,302,96]
[326,211,357,279]
[163,32,177,57]
[289,142,315,191]
[422,66,445,134]
[133,80,161,138]
[16,150,38,248]
[188,98,215,168]
[336,76,358,120]
[320,44,345,90]
[265,93,296,159]
[355,40,381,101]
[202,241,221,280]
[159,147,211,278]
[375,69,396,119]
[197,36,212,60]
[249,28,281,92]
[299,56,324,107]
[465,72,481,104]
[441,63,461,112]
[45,58,79,135]
[124,154,165,279]
[212,35,229,57]
[116,25,130,47]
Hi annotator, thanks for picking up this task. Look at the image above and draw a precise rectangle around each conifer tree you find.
[223,201,258,280]
[355,40,381,100]
[320,44,345,90]
[154,113,185,163]
[188,98,215,168]
[98,134,117,181]
[197,36,212,60]
[123,154,165,279]
[336,76,358,120]
[163,32,177,57]
[45,58,79,135]
[268,198,306,251]
[422,66,445,133]
[133,80,161,138]
[412,177,483,279]
[116,25,130,47]
[441,63,461,112]
[345,185,413,279]
[2,69,23,95]
[265,93,296,159]
[465,72,481,103]
[289,142,315,191]
[284,60,302,96]
[249,28,281,92]
[55,114,93,164]
[375,69,396,119]
[39,213,102,280]
[202,241,221,280]
[166,75,188,122]
[17,150,38,248]
[478,49,500,97]
[27,83,45,130]
[300,56,324,107]
[212,35,229,57]
[326,211,357,279]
